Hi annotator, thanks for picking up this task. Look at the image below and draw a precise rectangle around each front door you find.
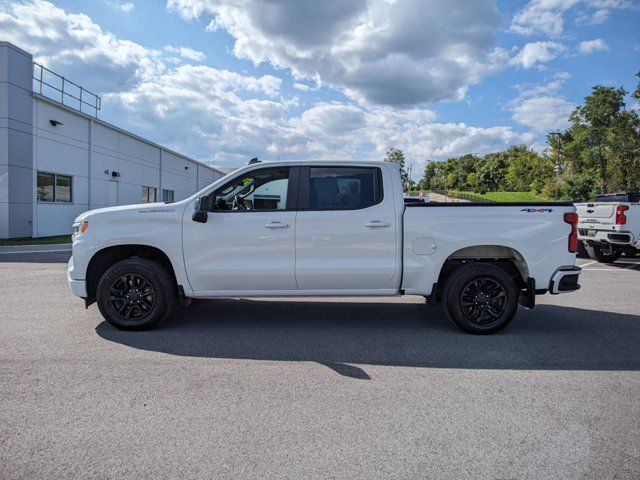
[183,166,298,294]
[294,165,399,292]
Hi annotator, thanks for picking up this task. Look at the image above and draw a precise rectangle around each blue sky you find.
[1,0,639,175]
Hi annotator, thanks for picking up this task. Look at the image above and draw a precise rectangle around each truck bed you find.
[401,202,577,296]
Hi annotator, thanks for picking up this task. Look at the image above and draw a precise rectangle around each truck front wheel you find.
[443,263,519,335]
[584,243,622,263]
[96,258,176,330]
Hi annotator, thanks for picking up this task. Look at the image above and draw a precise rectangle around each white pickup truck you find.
[576,192,640,262]
[68,160,581,334]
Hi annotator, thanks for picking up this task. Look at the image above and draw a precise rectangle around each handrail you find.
[32,62,101,117]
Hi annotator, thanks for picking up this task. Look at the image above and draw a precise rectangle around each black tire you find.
[622,247,640,258]
[576,240,589,258]
[443,263,519,335]
[96,258,177,330]
[584,242,622,263]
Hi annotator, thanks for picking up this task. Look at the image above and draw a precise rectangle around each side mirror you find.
[192,195,211,223]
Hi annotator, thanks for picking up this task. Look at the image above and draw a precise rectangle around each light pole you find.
[548,132,562,200]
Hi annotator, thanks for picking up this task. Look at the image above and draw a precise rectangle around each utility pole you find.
[548,132,562,200]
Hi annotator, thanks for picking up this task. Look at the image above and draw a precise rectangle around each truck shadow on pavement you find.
[96,298,640,379]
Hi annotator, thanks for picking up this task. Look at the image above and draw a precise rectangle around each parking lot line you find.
[579,260,598,268]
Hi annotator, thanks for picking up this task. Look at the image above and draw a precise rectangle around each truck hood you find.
[74,202,182,223]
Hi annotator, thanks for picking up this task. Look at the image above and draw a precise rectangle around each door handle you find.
[264,221,290,229]
[365,220,391,228]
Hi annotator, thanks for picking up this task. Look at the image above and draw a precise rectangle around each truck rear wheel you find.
[577,240,589,258]
[584,242,622,263]
[96,258,176,330]
[443,263,519,335]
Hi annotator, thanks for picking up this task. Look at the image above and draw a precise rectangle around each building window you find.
[37,171,72,203]
[142,186,157,203]
[162,189,175,203]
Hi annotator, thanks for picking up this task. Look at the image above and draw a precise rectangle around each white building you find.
[0,42,225,238]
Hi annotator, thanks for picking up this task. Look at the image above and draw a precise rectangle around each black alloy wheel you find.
[96,258,176,330]
[443,263,519,334]
[459,278,507,325]
[108,273,156,321]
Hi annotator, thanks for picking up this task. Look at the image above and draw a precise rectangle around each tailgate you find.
[576,203,616,225]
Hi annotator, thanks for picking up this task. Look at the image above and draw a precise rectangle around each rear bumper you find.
[548,266,581,294]
[578,229,635,245]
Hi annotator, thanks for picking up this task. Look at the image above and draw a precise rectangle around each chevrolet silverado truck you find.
[68,160,581,334]
[576,192,640,263]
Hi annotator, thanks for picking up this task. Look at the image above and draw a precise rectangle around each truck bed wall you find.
[401,205,576,295]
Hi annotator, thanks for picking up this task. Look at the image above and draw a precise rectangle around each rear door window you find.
[305,167,383,210]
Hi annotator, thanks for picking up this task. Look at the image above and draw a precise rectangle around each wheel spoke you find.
[108,272,156,322]
[460,275,507,325]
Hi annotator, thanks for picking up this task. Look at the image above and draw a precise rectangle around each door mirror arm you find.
[192,195,211,223]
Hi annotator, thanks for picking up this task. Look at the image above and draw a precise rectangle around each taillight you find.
[616,205,629,225]
[564,212,578,253]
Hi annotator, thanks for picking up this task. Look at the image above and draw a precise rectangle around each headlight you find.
[72,221,89,238]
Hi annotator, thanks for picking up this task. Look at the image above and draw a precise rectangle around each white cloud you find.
[510,73,575,133]
[510,0,634,36]
[0,0,162,92]
[167,0,507,106]
[511,41,565,69]
[0,0,538,170]
[577,38,609,54]
[293,82,316,92]
[511,96,574,133]
[107,1,135,13]
[164,45,207,62]
[120,2,135,12]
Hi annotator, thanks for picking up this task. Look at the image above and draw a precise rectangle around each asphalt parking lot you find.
[1,252,639,479]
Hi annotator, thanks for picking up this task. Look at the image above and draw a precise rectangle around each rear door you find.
[294,165,399,292]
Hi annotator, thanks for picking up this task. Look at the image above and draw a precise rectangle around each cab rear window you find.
[595,193,640,203]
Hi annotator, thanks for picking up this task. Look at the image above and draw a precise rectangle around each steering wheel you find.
[232,194,246,210]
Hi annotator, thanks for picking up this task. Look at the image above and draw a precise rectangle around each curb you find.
[0,243,72,254]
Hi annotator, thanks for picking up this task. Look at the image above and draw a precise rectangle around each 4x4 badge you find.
[520,208,553,213]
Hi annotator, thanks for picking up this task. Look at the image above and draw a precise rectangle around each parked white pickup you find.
[576,192,640,262]
[68,160,581,334]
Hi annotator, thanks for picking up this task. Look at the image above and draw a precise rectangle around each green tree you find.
[384,147,408,186]
[606,110,640,191]
[504,146,553,191]
[559,171,600,201]
[466,172,478,191]
[477,151,509,191]
[422,161,437,189]
[567,85,627,192]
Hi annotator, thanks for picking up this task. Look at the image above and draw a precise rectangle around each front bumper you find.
[548,266,581,294]
[67,256,87,297]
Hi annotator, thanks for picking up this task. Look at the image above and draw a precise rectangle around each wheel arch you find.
[434,244,531,301]
[85,244,178,303]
